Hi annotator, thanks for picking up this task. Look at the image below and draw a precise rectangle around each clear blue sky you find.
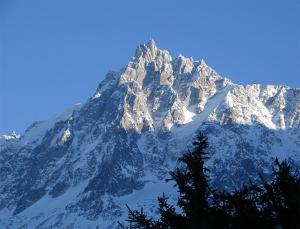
[0,0,299,134]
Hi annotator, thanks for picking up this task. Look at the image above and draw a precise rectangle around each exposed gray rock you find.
[0,40,299,228]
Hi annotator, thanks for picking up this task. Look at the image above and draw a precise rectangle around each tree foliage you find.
[122,134,300,228]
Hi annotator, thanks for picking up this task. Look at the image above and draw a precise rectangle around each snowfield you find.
[0,40,299,228]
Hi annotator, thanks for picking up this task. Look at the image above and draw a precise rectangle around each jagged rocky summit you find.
[0,40,299,228]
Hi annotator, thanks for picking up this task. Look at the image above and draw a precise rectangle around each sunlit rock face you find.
[0,40,299,228]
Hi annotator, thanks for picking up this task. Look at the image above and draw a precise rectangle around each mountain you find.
[0,40,299,228]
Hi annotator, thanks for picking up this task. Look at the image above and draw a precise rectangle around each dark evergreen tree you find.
[259,159,300,228]
[122,133,226,228]
[215,184,269,228]
[167,134,221,228]
[216,159,300,228]
[156,193,186,228]
[122,205,158,229]
[122,133,300,229]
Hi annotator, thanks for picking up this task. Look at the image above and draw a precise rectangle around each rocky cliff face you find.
[0,40,299,228]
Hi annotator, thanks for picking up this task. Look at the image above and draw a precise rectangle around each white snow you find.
[92,91,101,99]
[172,85,232,151]
[19,104,81,147]
[114,172,178,225]
[182,106,196,124]
[0,41,299,229]
[0,181,89,228]
[0,131,20,140]
[59,128,71,145]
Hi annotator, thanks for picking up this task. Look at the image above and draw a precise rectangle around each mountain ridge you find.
[0,40,299,228]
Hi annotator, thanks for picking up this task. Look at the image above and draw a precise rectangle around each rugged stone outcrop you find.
[0,40,299,228]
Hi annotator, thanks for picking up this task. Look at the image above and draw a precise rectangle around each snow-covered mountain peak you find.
[0,41,299,229]
[200,58,207,67]
[145,39,157,53]
[84,41,299,134]
[0,131,20,141]
[134,39,161,61]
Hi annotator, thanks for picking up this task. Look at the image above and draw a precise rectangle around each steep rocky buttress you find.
[0,40,299,228]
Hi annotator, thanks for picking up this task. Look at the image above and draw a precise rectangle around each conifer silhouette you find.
[122,134,300,229]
